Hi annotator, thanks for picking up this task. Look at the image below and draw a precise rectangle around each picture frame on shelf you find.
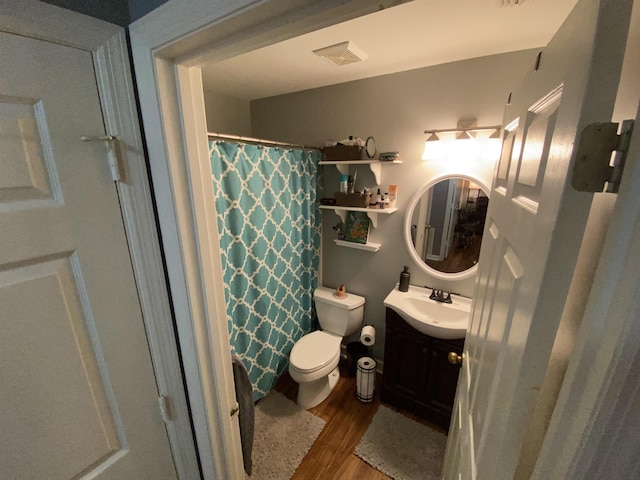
[344,211,370,244]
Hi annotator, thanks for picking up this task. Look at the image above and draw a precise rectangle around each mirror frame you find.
[404,172,491,281]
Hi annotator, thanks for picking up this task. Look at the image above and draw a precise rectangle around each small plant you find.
[332,222,345,240]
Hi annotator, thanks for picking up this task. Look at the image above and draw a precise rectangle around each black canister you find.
[399,266,410,292]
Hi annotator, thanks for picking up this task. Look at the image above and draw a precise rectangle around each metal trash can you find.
[346,342,369,377]
[356,357,376,403]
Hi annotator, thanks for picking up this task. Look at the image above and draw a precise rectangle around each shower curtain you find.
[209,140,322,400]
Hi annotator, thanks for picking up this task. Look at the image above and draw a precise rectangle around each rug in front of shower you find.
[248,391,325,479]
[355,405,446,480]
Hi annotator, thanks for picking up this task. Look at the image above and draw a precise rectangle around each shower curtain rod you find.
[207,132,321,151]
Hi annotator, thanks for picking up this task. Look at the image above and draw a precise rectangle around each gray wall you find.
[129,0,169,23]
[40,0,170,25]
[41,0,130,26]
[204,90,252,137]
[251,50,537,359]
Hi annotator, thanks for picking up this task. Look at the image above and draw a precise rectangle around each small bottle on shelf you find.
[369,188,379,207]
[339,174,349,193]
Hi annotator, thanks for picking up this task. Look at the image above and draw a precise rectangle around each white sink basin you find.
[383,285,471,339]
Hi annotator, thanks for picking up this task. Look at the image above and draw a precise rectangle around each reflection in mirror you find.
[409,178,489,275]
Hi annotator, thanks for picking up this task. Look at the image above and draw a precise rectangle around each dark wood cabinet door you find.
[426,339,463,413]
[387,325,429,399]
[382,308,464,428]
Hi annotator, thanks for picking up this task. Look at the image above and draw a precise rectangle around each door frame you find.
[1,2,200,478]
[130,1,410,477]
[129,0,640,478]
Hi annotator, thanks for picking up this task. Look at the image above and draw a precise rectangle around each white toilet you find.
[289,286,365,409]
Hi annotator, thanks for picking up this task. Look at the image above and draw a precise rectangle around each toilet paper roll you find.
[356,356,376,403]
[360,325,376,346]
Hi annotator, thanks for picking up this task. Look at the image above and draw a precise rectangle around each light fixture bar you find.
[423,125,502,134]
[456,130,475,140]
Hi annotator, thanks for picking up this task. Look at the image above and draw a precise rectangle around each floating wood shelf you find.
[318,205,397,228]
[333,239,381,252]
[319,159,402,185]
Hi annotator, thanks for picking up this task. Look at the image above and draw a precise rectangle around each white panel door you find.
[442,0,632,478]
[0,31,177,479]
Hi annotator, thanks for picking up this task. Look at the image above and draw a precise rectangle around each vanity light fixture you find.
[455,130,475,141]
[483,128,503,160]
[422,121,502,161]
[422,132,443,160]
[453,129,477,159]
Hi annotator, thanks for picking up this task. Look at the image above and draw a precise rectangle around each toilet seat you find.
[289,331,341,373]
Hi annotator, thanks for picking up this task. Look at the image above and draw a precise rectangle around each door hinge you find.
[158,395,173,423]
[81,135,124,182]
[571,120,634,193]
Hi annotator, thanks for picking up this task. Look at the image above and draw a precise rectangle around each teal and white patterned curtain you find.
[209,141,322,400]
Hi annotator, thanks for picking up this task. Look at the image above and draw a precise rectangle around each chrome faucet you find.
[429,288,452,304]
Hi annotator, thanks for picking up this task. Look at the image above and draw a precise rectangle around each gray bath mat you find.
[355,405,447,480]
[248,391,325,479]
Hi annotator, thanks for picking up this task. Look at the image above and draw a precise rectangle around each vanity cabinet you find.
[382,307,464,428]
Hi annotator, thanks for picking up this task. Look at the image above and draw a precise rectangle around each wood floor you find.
[273,360,447,480]
[425,234,483,274]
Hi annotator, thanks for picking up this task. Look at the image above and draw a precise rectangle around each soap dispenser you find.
[399,266,410,292]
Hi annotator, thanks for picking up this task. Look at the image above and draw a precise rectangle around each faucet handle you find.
[445,292,452,304]
[429,288,437,300]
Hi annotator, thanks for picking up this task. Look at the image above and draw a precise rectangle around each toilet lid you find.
[290,331,341,373]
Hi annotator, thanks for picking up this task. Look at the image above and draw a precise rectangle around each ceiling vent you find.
[313,41,368,66]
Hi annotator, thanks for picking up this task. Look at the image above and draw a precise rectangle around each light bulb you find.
[422,133,443,160]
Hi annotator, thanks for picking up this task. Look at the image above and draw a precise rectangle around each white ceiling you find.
[200,0,578,101]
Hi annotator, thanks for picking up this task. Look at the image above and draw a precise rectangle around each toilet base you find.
[296,366,340,409]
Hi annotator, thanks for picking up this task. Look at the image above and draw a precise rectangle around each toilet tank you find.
[314,287,365,336]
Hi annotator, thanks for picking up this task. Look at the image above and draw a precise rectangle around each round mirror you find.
[365,136,377,159]
[404,173,490,280]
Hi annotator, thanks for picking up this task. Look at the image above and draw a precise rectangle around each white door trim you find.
[128,0,638,478]
[129,1,409,477]
[0,2,200,478]
[94,34,201,480]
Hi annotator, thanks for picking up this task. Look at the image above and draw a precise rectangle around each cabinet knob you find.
[448,352,463,365]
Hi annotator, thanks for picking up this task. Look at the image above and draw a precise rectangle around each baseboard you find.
[376,358,384,374]
[340,344,384,374]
